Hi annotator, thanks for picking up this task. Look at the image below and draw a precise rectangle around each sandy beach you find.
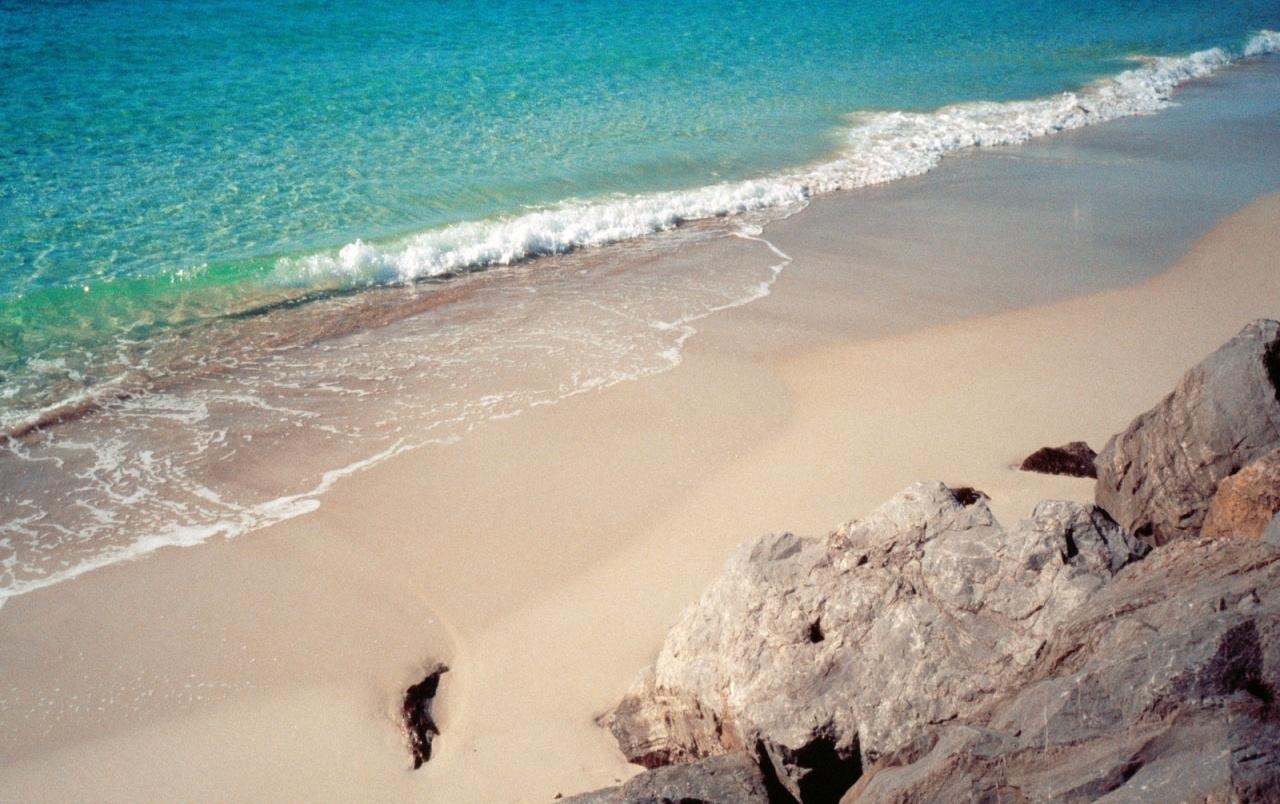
[4,67,1280,803]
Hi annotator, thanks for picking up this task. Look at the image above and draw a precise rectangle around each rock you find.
[606,482,1147,802]
[606,670,739,771]
[560,753,771,803]
[1095,319,1280,546]
[1203,446,1280,539]
[1019,441,1098,478]
[403,664,447,769]
[845,537,1280,803]
[1266,512,1280,548]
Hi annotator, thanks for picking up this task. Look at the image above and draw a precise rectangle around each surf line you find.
[648,209,803,370]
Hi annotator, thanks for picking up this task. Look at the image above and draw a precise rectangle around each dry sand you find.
[1,187,1278,802]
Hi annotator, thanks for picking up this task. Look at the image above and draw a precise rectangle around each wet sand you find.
[2,65,1279,803]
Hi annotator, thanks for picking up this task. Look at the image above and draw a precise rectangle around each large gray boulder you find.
[607,483,1147,802]
[561,753,770,804]
[1202,445,1280,539]
[1266,512,1280,548]
[846,536,1280,802]
[1095,319,1280,546]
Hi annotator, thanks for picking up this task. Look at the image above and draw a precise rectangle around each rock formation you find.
[1203,446,1280,539]
[1019,441,1098,478]
[583,322,1280,803]
[606,483,1146,802]
[846,536,1280,802]
[1095,319,1280,546]
[561,754,771,803]
[1267,513,1280,547]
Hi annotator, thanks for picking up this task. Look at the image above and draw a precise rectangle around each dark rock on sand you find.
[1203,446,1280,539]
[1019,441,1098,478]
[404,664,447,769]
[846,536,1280,802]
[606,482,1146,801]
[560,753,770,804]
[1095,319,1280,546]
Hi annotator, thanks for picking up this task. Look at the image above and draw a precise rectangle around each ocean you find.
[1,0,1277,600]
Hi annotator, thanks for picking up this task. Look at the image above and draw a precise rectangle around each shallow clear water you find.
[2,0,1278,421]
[1,1,1278,598]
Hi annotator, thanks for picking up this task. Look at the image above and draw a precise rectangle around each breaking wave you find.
[274,31,1277,289]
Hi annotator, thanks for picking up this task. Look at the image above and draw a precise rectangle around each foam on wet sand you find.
[2,60,1280,804]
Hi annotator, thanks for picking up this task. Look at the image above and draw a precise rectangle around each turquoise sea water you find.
[1,0,1278,426]
[1,1,1278,599]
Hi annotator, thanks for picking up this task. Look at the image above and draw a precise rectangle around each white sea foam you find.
[3,31,1276,604]
[0,439,405,604]
[272,32,1275,291]
[802,46,1235,193]
[1245,29,1280,57]
[0,217,803,603]
[275,181,806,286]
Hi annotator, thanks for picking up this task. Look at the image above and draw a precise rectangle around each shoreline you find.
[6,32,1276,431]
[5,52,1280,607]
[4,192,1275,802]
[3,63,1280,803]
